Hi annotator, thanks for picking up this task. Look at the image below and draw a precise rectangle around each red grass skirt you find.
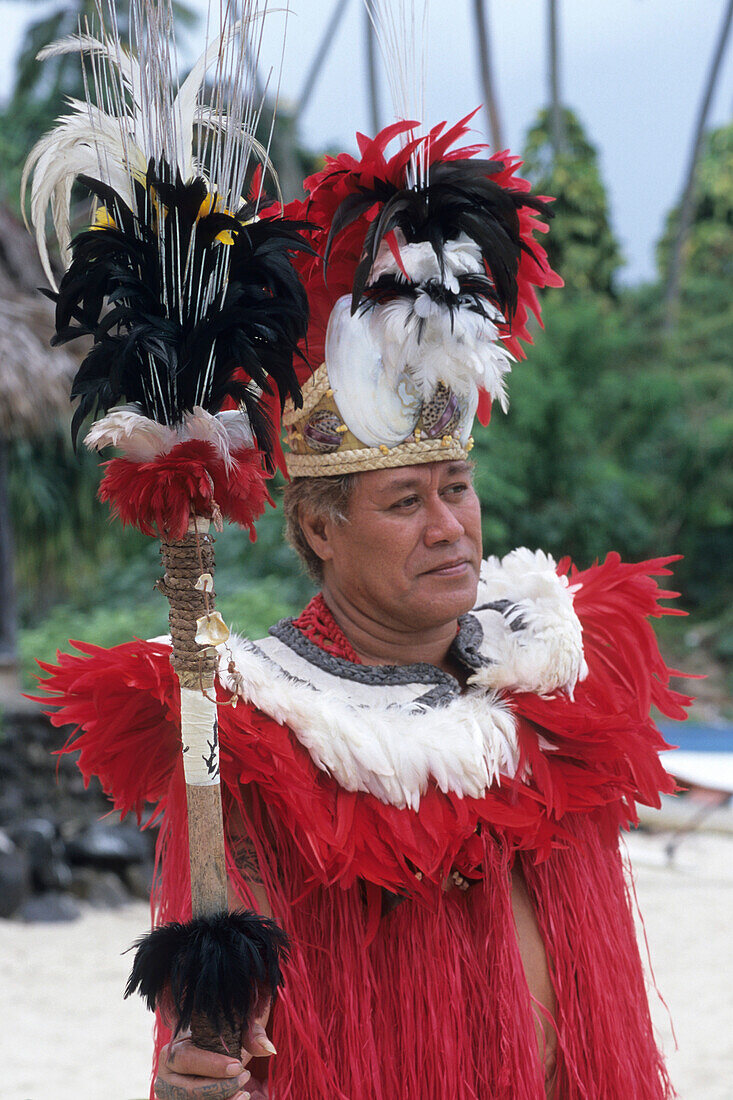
[149,772,673,1100]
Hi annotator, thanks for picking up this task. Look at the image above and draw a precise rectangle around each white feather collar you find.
[215,549,586,809]
[222,636,518,810]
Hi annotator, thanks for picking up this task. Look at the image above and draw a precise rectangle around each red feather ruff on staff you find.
[98,440,271,539]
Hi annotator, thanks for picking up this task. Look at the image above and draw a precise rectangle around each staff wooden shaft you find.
[160,516,240,1054]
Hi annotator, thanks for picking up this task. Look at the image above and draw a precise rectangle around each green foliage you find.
[522,107,623,296]
[10,435,316,683]
[479,276,731,609]
[657,121,733,285]
[474,296,671,565]
[21,572,305,687]
[9,430,150,618]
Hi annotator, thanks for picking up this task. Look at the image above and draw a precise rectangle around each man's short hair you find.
[282,474,355,582]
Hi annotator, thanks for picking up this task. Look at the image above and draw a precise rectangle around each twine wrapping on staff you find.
[159,521,218,687]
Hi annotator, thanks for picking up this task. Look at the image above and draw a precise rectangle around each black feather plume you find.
[324,159,552,323]
[49,160,312,452]
[125,910,290,1036]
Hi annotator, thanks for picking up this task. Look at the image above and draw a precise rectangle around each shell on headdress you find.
[303,410,343,453]
[420,383,463,439]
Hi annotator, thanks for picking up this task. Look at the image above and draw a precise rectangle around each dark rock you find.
[27,741,53,767]
[20,891,80,923]
[66,821,149,869]
[0,752,23,783]
[8,817,71,892]
[66,774,87,796]
[70,867,130,909]
[0,707,159,907]
[0,830,31,918]
[0,784,24,826]
[9,816,56,848]
[123,859,156,901]
[38,856,73,892]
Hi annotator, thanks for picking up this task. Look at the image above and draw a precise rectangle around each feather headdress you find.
[23,0,311,461]
[281,1,562,477]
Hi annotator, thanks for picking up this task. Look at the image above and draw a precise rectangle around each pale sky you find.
[1,0,731,283]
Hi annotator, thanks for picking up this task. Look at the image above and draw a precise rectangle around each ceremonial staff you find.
[24,0,309,1057]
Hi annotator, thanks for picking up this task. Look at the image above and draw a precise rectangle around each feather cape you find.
[38,553,689,870]
[35,552,689,1099]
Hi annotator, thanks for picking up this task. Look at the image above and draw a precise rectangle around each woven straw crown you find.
[283,364,473,477]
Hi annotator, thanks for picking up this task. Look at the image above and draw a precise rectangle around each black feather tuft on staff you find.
[323,159,552,322]
[45,160,313,452]
[125,909,290,1037]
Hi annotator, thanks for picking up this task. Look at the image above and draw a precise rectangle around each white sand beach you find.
[3,833,733,1100]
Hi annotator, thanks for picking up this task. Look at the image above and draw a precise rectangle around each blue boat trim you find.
[658,723,733,753]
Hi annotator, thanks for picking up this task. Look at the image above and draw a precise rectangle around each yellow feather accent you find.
[91,205,117,230]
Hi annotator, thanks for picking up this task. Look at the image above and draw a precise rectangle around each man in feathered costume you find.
[33,4,690,1100]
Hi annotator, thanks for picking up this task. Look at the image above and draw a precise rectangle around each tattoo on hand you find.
[155,1077,243,1100]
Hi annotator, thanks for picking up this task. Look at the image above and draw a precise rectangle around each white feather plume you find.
[325,296,422,448]
[36,32,142,104]
[23,1,276,291]
[365,0,430,187]
[369,232,487,295]
[470,549,588,698]
[169,18,243,182]
[21,101,145,287]
[84,406,178,460]
[359,229,512,414]
[213,409,256,457]
[84,404,254,464]
[182,408,254,469]
[377,296,513,413]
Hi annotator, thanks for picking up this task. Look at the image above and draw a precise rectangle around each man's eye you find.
[392,495,419,509]
[444,482,468,496]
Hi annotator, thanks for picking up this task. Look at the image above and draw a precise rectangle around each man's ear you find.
[299,509,336,565]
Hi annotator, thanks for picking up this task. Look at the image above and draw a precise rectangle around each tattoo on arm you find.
[229,829,264,886]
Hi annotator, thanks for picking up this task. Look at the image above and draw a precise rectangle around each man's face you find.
[316,460,483,632]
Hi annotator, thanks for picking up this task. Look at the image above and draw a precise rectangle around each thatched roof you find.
[0,206,77,440]
[0,298,76,439]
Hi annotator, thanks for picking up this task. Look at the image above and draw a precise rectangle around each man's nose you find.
[424,495,464,545]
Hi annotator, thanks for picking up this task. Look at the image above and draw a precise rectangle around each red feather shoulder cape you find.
[38,553,690,1100]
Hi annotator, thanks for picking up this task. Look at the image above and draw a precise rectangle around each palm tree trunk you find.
[294,0,352,123]
[663,0,733,332]
[0,437,17,665]
[548,0,565,154]
[365,3,381,135]
[472,0,504,151]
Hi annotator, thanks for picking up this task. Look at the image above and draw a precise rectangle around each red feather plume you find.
[98,441,271,540]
